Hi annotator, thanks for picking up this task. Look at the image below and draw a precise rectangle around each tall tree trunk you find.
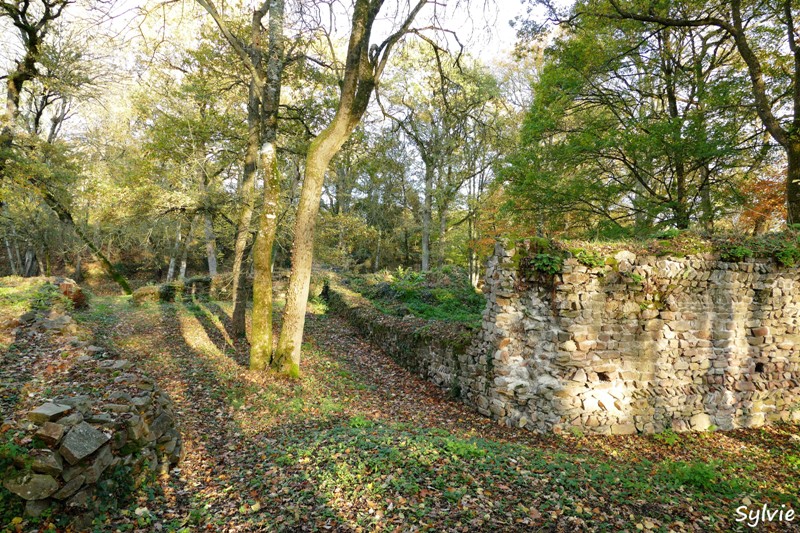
[166,220,183,282]
[374,230,381,272]
[274,0,427,374]
[789,142,800,225]
[250,143,281,370]
[204,213,218,276]
[274,131,350,375]
[74,253,83,282]
[249,0,285,371]
[5,237,17,275]
[179,215,198,281]
[438,203,447,267]
[421,164,433,271]
[23,249,36,277]
[231,81,260,339]
[11,228,22,275]
[699,165,714,233]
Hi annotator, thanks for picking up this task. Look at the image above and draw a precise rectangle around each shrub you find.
[719,245,754,262]
[776,245,800,267]
[571,249,605,268]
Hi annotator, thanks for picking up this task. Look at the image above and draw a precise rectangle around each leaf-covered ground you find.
[4,290,800,531]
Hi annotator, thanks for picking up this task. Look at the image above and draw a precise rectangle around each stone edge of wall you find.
[324,277,476,392]
[1,279,182,526]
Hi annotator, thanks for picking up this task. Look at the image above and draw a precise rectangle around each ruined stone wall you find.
[325,280,474,391]
[1,278,182,525]
[461,241,800,434]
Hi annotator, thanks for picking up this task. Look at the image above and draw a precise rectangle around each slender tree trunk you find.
[421,164,433,271]
[250,0,285,371]
[166,221,182,282]
[438,203,447,267]
[5,238,17,275]
[74,253,83,282]
[699,165,714,233]
[11,229,22,275]
[274,124,354,374]
[789,142,800,225]
[179,215,198,281]
[374,230,381,272]
[204,213,218,276]
[250,143,281,370]
[231,82,260,338]
[274,0,424,374]
[23,249,36,277]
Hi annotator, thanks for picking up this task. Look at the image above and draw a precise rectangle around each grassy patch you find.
[348,266,485,325]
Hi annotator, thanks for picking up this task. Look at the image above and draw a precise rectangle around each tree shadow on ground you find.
[73,297,800,532]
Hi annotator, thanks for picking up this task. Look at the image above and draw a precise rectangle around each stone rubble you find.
[0,278,183,524]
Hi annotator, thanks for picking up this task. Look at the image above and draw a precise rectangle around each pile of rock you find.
[12,308,79,337]
[54,277,88,309]
[0,277,182,526]
[3,374,182,521]
[132,275,212,305]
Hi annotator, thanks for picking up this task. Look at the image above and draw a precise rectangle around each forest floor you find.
[4,288,800,532]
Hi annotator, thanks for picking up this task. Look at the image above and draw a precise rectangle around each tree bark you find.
[179,215,199,281]
[421,164,433,271]
[249,0,285,371]
[166,220,182,282]
[5,237,17,275]
[699,165,714,232]
[788,142,800,225]
[231,82,260,339]
[74,253,83,282]
[250,143,281,370]
[23,249,37,277]
[438,201,447,267]
[204,212,218,276]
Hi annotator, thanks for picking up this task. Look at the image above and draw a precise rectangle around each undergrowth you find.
[348,266,485,325]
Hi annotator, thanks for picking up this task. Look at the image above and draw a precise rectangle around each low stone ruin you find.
[132,275,212,305]
[4,384,181,522]
[1,278,182,526]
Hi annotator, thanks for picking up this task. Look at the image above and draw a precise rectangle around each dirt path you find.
[73,297,799,532]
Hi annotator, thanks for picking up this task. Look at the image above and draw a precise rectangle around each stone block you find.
[611,423,637,435]
[690,413,713,431]
[60,422,110,465]
[28,403,72,424]
[30,449,63,476]
[52,475,85,500]
[24,499,52,518]
[35,422,66,446]
[4,473,59,500]
[84,445,114,483]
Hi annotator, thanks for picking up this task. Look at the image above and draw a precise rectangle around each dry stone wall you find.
[328,245,800,435]
[1,278,182,526]
[5,385,181,521]
[461,240,800,435]
[325,279,475,392]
